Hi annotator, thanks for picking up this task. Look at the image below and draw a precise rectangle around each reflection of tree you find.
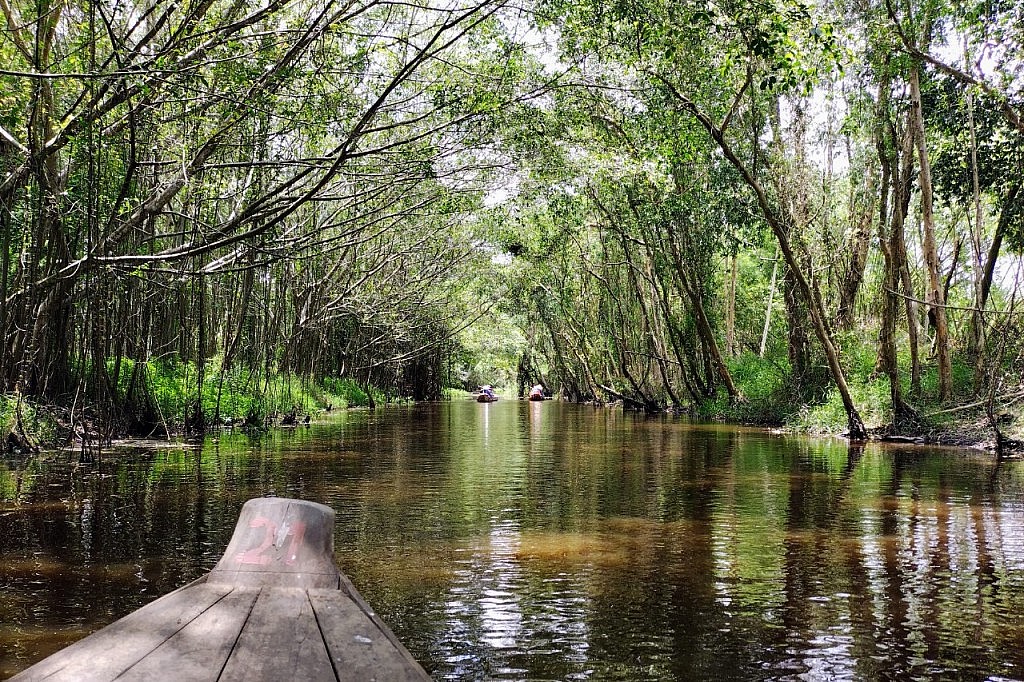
[589,425,788,678]
[659,428,770,678]
[766,444,1024,678]
[0,438,298,674]
[6,411,1024,678]
[774,442,866,677]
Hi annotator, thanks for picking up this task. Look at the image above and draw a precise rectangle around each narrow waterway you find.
[2,400,1024,680]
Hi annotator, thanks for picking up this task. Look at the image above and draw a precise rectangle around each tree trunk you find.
[836,165,876,330]
[665,230,743,402]
[760,251,778,358]
[783,264,813,382]
[726,253,737,356]
[873,84,916,427]
[981,183,1021,309]
[661,84,865,438]
[889,111,923,397]
[909,59,953,401]
[967,87,985,361]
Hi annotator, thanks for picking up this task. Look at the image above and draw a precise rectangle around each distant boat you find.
[528,385,545,401]
[528,393,545,401]
[476,393,498,403]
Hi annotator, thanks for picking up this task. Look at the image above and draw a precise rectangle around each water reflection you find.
[3,402,1024,680]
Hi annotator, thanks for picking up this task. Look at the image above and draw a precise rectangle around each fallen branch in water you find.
[597,384,650,411]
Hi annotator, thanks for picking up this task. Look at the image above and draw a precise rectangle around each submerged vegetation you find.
[1,0,1023,450]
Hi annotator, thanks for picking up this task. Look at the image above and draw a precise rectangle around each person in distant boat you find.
[529,384,544,400]
[480,385,497,400]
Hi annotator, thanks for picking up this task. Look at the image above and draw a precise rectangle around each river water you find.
[2,400,1024,680]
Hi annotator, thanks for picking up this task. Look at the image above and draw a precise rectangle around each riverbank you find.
[691,381,1024,456]
[0,367,396,454]
[7,391,1022,458]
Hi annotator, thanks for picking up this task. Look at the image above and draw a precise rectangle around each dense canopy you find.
[1,0,1023,445]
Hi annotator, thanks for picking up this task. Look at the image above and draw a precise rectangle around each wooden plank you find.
[309,590,431,681]
[115,586,260,681]
[9,581,233,682]
[218,588,335,681]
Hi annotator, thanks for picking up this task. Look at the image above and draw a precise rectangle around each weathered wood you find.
[9,581,235,682]
[310,588,432,681]
[219,588,335,681]
[10,497,430,681]
[116,587,260,681]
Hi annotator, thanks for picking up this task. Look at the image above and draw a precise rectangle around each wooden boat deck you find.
[10,498,430,682]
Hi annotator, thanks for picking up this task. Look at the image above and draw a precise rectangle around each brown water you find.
[2,400,1024,680]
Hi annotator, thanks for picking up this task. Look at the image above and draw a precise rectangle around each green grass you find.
[322,377,380,408]
[0,393,63,451]
[3,358,401,450]
[693,352,798,425]
[123,360,386,424]
[698,341,987,435]
[788,375,893,434]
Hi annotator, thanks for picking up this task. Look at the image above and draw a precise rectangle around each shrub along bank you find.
[1,361,395,453]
